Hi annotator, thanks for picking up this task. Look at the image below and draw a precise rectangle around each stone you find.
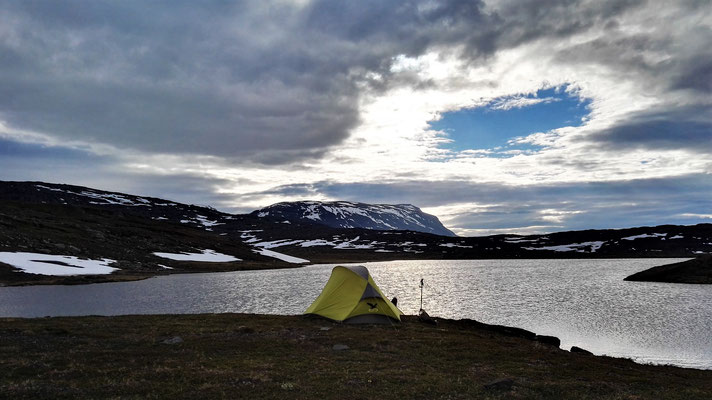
[332,344,349,351]
[162,336,183,345]
[570,346,593,355]
[484,378,515,391]
[235,325,254,334]
[535,335,561,347]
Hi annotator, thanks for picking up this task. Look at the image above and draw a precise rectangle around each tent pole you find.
[419,278,424,311]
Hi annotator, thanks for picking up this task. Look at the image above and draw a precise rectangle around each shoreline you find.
[1,313,711,398]
[1,256,693,287]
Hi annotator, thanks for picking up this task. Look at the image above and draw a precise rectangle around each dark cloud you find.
[0,1,363,162]
[1,0,683,164]
[670,58,712,93]
[586,106,712,151]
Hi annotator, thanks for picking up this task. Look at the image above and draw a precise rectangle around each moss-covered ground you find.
[1,314,711,399]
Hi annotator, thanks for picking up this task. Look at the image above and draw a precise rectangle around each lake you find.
[1,258,711,370]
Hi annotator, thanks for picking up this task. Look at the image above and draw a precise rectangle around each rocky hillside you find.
[1,180,711,285]
[251,201,456,236]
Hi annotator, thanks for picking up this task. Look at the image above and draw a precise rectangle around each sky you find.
[0,0,710,236]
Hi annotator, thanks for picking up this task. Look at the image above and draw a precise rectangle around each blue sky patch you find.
[429,87,591,155]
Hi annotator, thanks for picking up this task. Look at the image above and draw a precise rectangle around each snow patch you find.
[253,248,309,264]
[254,239,304,249]
[153,249,241,262]
[333,236,374,249]
[80,190,150,206]
[35,184,67,192]
[194,215,224,227]
[622,233,666,240]
[525,241,606,253]
[299,239,337,247]
[0,252,118,276]
[504,238,538,243]
[439,243,473,249]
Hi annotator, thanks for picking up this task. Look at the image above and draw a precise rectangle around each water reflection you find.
[1,258,711,369]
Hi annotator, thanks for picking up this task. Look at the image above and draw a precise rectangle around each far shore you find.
[625,255,712,284]
[0,255,695,287]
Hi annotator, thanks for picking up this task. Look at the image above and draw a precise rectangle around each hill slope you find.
[1,180,711,285]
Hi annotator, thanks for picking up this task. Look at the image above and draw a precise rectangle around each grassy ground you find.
[1,314,711,399]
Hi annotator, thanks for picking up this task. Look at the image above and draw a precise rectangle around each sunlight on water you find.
[1,258,711,369]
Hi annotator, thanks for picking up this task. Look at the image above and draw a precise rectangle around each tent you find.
[305,265,403,323]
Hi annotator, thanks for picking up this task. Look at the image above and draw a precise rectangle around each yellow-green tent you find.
[305,265,403,323]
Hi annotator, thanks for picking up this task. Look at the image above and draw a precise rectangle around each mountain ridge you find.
[251,200,456,237]
[1,180,711,286]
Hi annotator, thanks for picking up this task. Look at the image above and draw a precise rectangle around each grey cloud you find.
[0,0,708,164]
[586,106,712,151]
[0,1,363,163]
[670,58,712,93]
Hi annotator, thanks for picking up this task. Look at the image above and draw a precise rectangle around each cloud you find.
[489,96,560,111]
[587,106,712,152]
[0,0,666,162]
[0,1,363,162]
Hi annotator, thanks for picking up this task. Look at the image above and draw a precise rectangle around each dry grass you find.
[1,314,711,399]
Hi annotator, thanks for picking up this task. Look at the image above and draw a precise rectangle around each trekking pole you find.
[419,278,424,312]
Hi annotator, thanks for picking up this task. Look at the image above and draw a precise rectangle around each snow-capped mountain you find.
[251,201,456,236]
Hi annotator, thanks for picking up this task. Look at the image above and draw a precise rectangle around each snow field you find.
[0,252,118,276]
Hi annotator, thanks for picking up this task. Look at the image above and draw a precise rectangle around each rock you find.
[451,318,535,339]
[484,378,515,391]
[235,325,254,334]
[570,346,593,355]
[332,344,349,351]
[162,336,183,345]
[418,309,438,325]
[320,326,331,331]
[535,335,561,347]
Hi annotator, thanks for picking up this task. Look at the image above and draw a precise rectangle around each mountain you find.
[251,201,456,236]
[1,180,711,286]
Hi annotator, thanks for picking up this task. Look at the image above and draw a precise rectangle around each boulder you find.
[484,378,515,391]
[570,346,593,355]
[535,335,561,347]
[162,336,183,345]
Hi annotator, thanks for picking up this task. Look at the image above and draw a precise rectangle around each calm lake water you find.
[1,259,711,370]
